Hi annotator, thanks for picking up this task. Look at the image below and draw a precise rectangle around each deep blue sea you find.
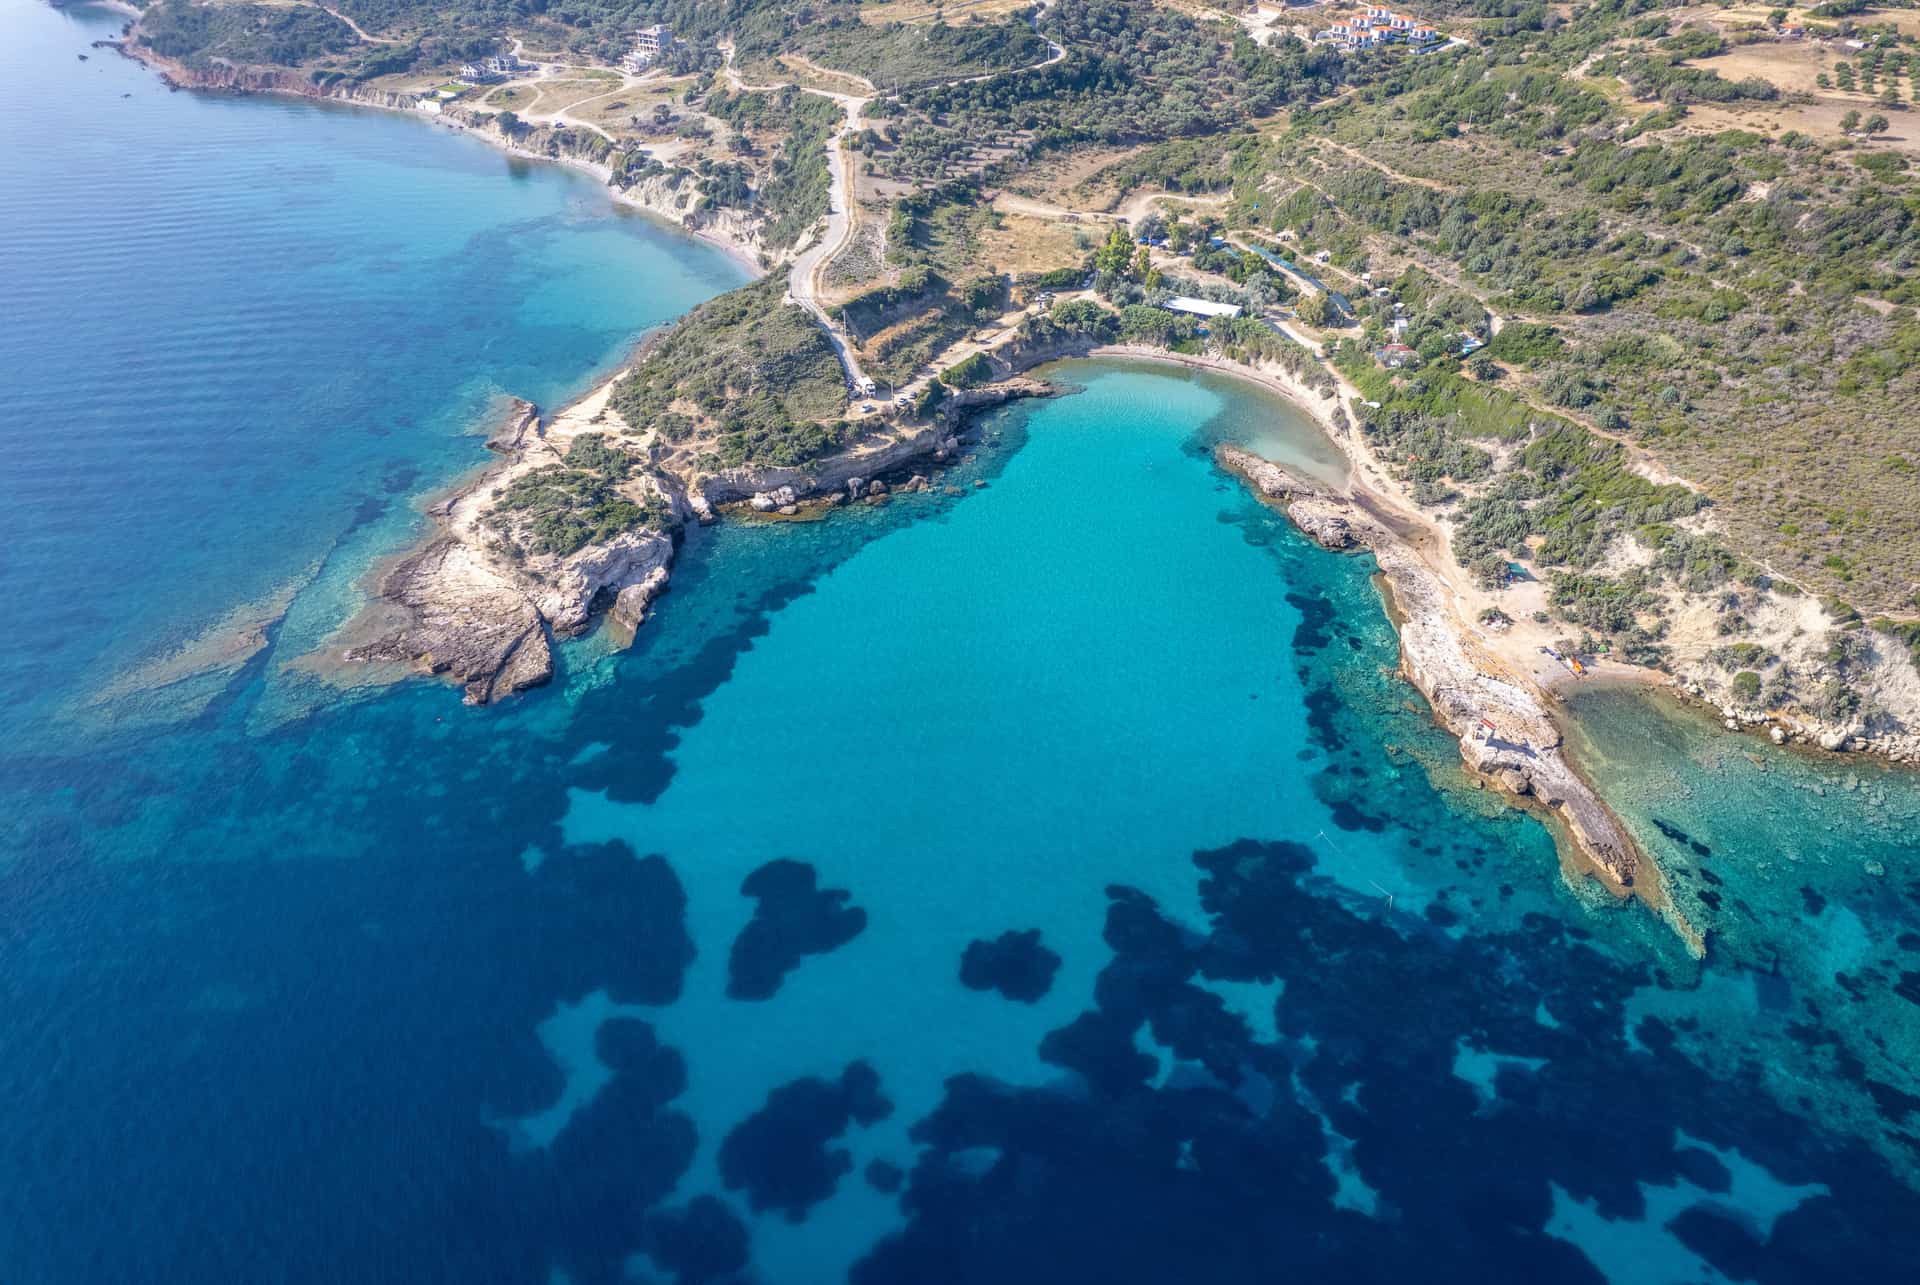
[5,4,1920,1282]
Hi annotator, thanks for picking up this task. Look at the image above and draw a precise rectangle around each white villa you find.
[1317,9,1446,52]
[458,53,526,83]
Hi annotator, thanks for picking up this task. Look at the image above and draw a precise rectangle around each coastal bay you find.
[7,4,1920,1283]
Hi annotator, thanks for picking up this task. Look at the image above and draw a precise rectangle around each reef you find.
[718,1062,892,1220]
[727,859,867,1001]
[959,929,1062,1003]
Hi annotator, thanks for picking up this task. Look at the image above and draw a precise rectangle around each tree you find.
[1130,246,1152,280]
[1864,113,1890,136]
[1470,553,1511,591]
[1094,225,1133,277]
[1294,292,1333,328]
[1840,108,1862,134]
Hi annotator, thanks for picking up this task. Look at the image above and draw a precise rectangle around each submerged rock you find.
[960,929,1062,1003]
[727,859,867,1001]
[718,1061,891,1220]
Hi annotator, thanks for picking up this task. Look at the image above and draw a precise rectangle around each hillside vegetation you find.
[610,278,847,469]
[131,0,1920,728]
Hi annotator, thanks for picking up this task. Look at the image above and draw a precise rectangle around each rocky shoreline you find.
[330,379,1051,704]
[102,37,772,273]
[1217,444,1704,956]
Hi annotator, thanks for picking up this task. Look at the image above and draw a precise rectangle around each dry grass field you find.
[976,209,1093,275]
[858,0,1035,24]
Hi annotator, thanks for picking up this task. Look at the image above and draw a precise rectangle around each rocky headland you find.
[1216,444,1703,956]
[333,377,1051,704]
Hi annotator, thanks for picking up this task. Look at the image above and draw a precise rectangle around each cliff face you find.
[113,40,411,106]
[686,381,1050,521]
[614,170,770,267]
[1216,445,1701,954]
[343,521,677,706]
[340,398,680,704]
[339,379,1048,702]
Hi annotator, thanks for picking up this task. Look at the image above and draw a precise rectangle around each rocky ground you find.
[1217,444,1705,957]
[333,380,1052,703]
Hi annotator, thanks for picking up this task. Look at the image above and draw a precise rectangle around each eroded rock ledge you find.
[341,396,676,704]
[342,381,1049,704]
[1217,444,1696,952]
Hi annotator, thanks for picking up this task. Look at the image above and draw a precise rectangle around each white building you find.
[624,25,673,72]
[459,53,524,83]
[1166,296,1244,319]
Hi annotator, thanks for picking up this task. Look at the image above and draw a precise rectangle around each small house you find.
[1376,342,1416,369]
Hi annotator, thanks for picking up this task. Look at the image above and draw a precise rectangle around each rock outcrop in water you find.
[1217,445,1689,947]
[340,396,678,704]
[339,378,1049,703]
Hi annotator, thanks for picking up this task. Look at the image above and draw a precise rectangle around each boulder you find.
[749,485,799,512]
[609,565,670,634]
[1819,730,1850,752]
[1769,726,1787,745]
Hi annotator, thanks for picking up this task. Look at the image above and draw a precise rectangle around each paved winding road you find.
[721,3,1068,398]
[724,46,875,392]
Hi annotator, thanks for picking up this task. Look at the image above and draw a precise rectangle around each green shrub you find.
[940,352,994,389]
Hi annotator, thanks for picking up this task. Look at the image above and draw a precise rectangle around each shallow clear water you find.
[0,0,746,740]
[6,4,1920,1282]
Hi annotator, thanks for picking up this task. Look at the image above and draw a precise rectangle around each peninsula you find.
[100,0,1920,931]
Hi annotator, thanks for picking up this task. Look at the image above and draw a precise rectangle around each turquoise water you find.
[0,0,746,740]
[6,4,1920,1281]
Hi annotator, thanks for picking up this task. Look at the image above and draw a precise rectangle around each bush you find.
[940,352,994,389]
[1730,670,1763,704]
